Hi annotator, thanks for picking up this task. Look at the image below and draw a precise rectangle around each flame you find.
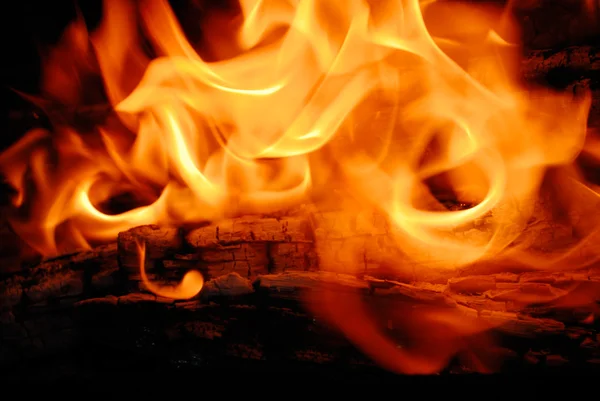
[305,288,499,374]
[136,239,204,300]
[2,0,599,374]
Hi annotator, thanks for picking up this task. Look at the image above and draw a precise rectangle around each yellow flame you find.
[1,0,599,374]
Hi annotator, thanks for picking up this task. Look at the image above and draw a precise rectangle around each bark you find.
[2,212,600,377]
[2,42,600,377]
[522,46,600,78]
[520,45,600,127]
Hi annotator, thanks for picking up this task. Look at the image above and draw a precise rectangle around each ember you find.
[1,0,600,376]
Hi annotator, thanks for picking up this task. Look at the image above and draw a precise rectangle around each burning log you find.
[3,0,600,380]
[521,46,600,79]
[117,214,317,281]
[115,210,462,284]
[2,212,600,377]
[520,45,600,126]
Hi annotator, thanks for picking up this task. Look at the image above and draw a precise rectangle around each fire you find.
[136,239,204,300]
[1,0,598,373]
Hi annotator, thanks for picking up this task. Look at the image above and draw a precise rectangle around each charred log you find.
[522,46,600,79]
[1,212,599,377]
[519,45,600,126]
[2,0,600,380]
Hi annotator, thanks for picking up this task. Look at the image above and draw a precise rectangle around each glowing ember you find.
[1,0,598,374]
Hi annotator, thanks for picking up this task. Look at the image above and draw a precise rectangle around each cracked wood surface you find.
[1,211,600,374]
[522,46,600,78]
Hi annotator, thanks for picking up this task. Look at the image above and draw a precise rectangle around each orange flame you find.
[306,289,498,374]
[1,0,599,374]
[136,239,204,300]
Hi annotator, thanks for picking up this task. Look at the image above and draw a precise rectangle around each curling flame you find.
[0,0,590,260]
[136,239,204,300]
[1,0,599,374]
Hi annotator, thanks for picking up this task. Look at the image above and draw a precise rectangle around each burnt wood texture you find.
[2,0,600,380]
[1,210,599,378]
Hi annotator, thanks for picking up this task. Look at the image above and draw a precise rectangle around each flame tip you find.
[3,0,598,375]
